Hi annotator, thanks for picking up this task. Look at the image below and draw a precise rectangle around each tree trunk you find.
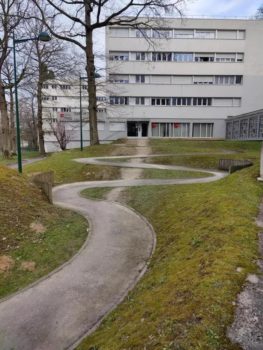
[85,6,99,146]
[0,82,11,158]
[37,80,45,155]
[31,99,39,150]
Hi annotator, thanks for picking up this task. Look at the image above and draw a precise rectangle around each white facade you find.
[42,79,111,152]
[106,18,263,139]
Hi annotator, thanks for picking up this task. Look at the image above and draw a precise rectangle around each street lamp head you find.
[38,32,51,42]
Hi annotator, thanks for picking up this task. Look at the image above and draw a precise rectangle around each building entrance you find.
[127,121,148,137]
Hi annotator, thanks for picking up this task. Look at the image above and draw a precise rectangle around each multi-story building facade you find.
[107,17,263,139]
[42,79,108,152]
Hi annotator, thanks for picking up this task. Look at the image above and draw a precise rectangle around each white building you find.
[42,79,108,152]
[106,17,263,139]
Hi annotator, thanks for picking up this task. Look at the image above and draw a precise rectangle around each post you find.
[80,77,83,151]
[13,33,22,173]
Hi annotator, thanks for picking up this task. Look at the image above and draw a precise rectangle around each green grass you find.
[150,139,261,156]
[77,140,262,350]
[81,187,112,200]
[142,168,210,179]
[24,145,121,184]
[0,166,87,298]
[0,150,41,165]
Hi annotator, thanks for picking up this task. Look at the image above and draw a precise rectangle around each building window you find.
[96,96,107,101]
[109,52,129,61]
[172,97,192,106]
[82,85,88,90]
[174,53,193,62]
[110,28,129,37]
[52,96,57,101]
[109,74,129,83]
[42,96,49,100]
[236,53,244,62]
[215,53,236,62]
[135,52,146,61]
[135,75,145,83]
[51,84,57,89]
[215,76,235,85]
[193,98,212,106]
[135,97,145,105]
[60,85,71,90]
[192,123,214,138]
[43,84,49,89]
[195,30,216,39]
[152,29,172,39]
[151,122,190,137]
[195,54,214,62]
[110,96,129,105]
[236,75,242,84]
[136,29,150,38]
[193,76,214,84]
[53,107,58,112]
[61,107,71,112]
[152,52,172,62]
[174,29,194,38]
[151,98,171,106]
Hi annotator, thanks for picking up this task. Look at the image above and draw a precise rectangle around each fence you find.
[218,159,253,173]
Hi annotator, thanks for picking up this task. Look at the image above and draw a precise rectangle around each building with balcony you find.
[107,17,263,139]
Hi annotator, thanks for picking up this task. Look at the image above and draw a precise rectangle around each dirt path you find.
[107,138,151,201]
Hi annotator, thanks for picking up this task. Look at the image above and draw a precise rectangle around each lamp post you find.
[79,72,101,151]
[13,31,51,173]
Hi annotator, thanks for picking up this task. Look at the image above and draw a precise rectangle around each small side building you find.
[226,109,263,140]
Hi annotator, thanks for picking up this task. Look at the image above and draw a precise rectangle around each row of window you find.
[110,96,241,107]
[151,122,214,138]
[109,51,244,63]
[109,27,245,40]
[50,107,106,113]
[42,96,107,101]
[43,84,71,90]
[109,74,243,85]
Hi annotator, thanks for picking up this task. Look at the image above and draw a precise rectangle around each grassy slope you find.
[147,139,260,170]
[78,140,262,350]
[0,166,87,298]
[0,151,41,165]
[24,145,124,184]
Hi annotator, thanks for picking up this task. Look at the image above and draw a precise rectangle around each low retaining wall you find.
[218,159,253,174]
[30,171,54,203]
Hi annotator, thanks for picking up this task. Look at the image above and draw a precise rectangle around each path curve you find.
[0,155,227,350]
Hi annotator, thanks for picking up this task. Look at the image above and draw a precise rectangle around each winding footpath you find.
[0,153,227,350]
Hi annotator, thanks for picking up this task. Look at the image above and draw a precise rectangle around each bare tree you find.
[48,117,73,151]
[256,5,263,18]
[31,0,184,146]
[0,0,29,158]
[22,7,78,155]
[19,95,38,151]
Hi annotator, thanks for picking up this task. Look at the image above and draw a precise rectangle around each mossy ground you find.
[0,151,40,165]
[0,166,87,298]
[78,139,262,350]
[24,145,125,184]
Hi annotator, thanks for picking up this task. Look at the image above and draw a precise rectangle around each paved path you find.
[0,154,227,350]
[8,157,45,169]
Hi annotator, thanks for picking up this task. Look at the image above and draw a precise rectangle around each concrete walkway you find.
[0,152,227,350]
[8,157,45,169]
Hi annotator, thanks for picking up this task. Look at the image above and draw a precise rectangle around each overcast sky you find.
[184,0,262,17]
